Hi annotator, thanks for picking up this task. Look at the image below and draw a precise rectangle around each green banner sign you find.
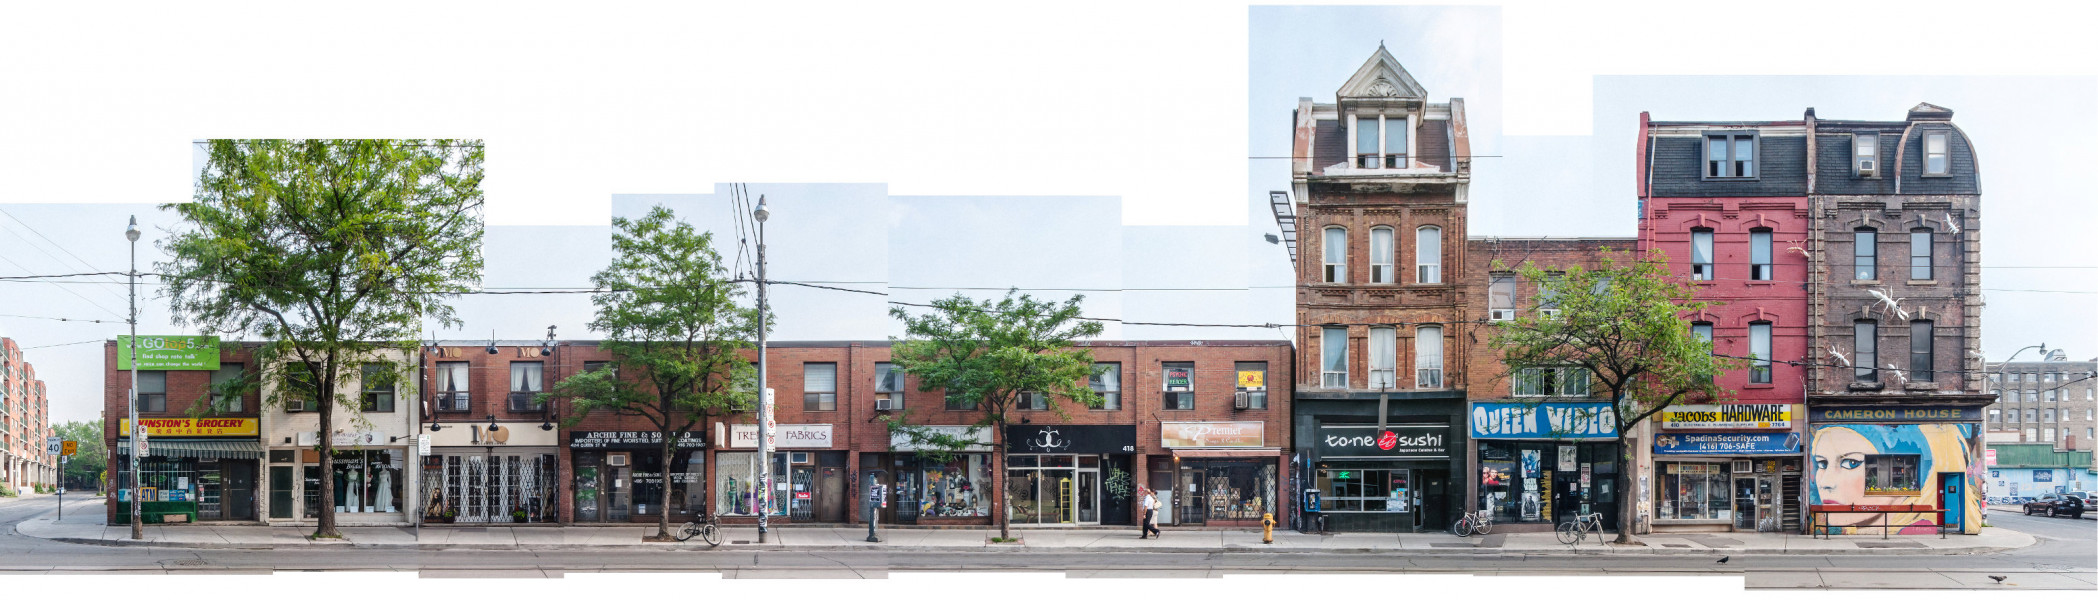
[117,335,222,370]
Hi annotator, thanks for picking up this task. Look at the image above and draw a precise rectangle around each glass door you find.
[1042,471,1072,524]
[1077,470,1099,524]
[1732,477,1756,530]
[1179,469,1206,525]
[269,466,293,519]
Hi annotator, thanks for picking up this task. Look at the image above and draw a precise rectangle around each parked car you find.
[2022,494,2086,518]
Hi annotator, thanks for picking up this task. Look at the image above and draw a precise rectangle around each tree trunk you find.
[656,435,673,539]
[994,443,1009,541]
[1613,431,1636,545]
[315,372,340,538]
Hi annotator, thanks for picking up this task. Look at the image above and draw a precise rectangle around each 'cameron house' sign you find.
[1469,402,1617,439]
[1808,406,1982,422]
[1317,424,1450,459]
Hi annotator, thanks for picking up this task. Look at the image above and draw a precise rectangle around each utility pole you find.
[753,195,772,544]
[126,216,143,540]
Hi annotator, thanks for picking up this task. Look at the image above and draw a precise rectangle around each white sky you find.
[4,0,2095,432]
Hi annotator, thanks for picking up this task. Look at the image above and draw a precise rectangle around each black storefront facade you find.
[1293,390,1466,533]
[1004,424,1137,526]
[566,430,706,523]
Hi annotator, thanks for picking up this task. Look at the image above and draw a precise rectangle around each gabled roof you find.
[1336,44,1427,100]
[1907,102,1955,121]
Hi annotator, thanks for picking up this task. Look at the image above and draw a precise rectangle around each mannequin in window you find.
[377,469,395,512]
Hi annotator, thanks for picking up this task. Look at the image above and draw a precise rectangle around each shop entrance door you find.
[225,461,257,520]
[269,466,293,519]
[1178,469,1205,525]
[1077,470,1099,524]
[1732,477,1756,530]
[1754,474,1779,532]
[1938,473,1965,531]
[816,466,845,522]
[1419,470,1448,532]
[607,458,631,522]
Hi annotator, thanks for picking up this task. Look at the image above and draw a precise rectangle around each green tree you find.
[160,139,484,538]
[887,289,1105,541]
[1489,249,1735,544]
[55,420,108,492]
[538,205,759,540]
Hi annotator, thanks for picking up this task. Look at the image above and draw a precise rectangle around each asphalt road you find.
[3,495,2092,588]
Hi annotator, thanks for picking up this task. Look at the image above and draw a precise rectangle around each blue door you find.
[1939,473,1964,531]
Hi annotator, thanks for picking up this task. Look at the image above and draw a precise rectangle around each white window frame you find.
[1854,132,1880,177]
[875,362,904,411]
[1923,130,1950,176]
[1414,325,1444,389]
[1513,366,1591,398]
[1748,322,1772,384]
[1750,228,1774,281]
[1489,273,1517,317]
[1855,320,1877,383]
[1691,228,1715,280]
[1854,228,1878,280]
[1321,326,1348,389]
[1088,363,1120,411]
[1349,113,1413,169]
[803,362,837,411]
[1323,226,1347,283]
[1368,326,1398,390]
[1415,225,1442,284]
[1369,226,1395,284]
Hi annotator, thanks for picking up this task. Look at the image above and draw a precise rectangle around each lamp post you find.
[125,215,142,540]
[753,195,772,544]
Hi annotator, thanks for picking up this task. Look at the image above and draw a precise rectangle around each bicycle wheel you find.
[1555,521,1581,545]
[700,523,721,547]
[677,520,699,542]
[1473,515,1492,536]
[1451,515,1472,537]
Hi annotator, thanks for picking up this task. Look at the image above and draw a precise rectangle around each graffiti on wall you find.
[1808,423,1981,534]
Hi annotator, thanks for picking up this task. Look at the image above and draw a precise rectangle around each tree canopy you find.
[159,139,484,537]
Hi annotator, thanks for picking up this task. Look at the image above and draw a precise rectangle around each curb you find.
[26,535,2026,556]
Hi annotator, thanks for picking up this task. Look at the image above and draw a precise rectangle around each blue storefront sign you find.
[1470,402,1617,439]
[1653,432,1802,455]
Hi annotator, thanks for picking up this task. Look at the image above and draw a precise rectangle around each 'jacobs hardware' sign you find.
[1661,404,1797,429]
[117,335,222,370]
[1317,424,1451,459]
[1809,406,1981,422]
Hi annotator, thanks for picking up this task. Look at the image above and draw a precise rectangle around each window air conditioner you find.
[1858,159,1877,177]
[608,454,628,466]
[790,452,812,465]
[1490,309,1515,321]
[1233,391,1250,410]
[875,397,899,411]
[296,432,318,446]
[1539,309,1562,320]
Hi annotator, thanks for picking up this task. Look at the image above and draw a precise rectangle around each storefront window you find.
[1477,441,1618,525]
[1182,459,1276,523]
[629,449,704,517]
[330,450,403,514]
[914,454,990,517]
[1007,454,1099,524]
[1315,467,1408,512]
[1657,462,1732,520]
[716,452,789,517]
[428,452,558,523]
[1864,454,1921,493]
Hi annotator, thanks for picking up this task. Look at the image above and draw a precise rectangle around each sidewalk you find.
[16,507,2036,555]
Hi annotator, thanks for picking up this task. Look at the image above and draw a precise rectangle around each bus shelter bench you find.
[1809,504,1945,539]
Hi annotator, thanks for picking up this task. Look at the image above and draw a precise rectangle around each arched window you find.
[1369,227,1395,284]
[1415,225,1442,284]
[1322,226,1347,283]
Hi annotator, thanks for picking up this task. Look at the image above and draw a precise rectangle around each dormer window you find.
[1853,132,1879,177]
[1351,114,1409,169]
[1923,131,1950,176]
[1704,132,1757,179]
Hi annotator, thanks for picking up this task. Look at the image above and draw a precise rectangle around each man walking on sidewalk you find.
[1139,489,1162,539]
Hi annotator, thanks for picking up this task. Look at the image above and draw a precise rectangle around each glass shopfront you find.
[1005,425,1137,526]
[423,450,558,523]
[569,431,707,522]
[1177,459,1277,525]
[1477,441,1619,529]
[322,450,404,515]
[715,451,790,517]
[111,454,260,522]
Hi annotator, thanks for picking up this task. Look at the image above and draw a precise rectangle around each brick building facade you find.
[1988,352,2096,456]
[102,341,264,522]
[4,338,55,492]
[1284,46,1472,533]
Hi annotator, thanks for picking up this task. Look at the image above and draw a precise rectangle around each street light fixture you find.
[125,215,142,540]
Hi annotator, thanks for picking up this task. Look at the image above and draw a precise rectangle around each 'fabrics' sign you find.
[1316,424,1450,459]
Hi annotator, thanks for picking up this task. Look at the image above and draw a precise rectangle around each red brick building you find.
[101,340,264,522]
[455,340,1290,528]
[1636,111,1814,533]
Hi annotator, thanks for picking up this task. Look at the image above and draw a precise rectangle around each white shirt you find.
[1141,494,1159,510]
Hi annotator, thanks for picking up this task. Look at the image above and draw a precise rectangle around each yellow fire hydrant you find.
[1262,512,1276,544]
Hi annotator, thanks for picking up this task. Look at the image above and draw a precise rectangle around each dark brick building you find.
[1281,45,1472,532]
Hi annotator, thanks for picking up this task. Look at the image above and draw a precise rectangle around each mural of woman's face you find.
[1813,427,1872,525]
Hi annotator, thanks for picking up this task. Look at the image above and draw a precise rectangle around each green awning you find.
[114,439,263,460]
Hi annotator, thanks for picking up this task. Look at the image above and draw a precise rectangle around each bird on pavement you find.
[1988,576,2006,583]
[1716,556,1730,564]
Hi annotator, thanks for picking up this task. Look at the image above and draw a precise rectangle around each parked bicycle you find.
[1555,512,1605,547]
[677,511,723,546]
[1450,509,1493,537]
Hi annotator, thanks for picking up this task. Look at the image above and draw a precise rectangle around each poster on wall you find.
[1521,449,1541,478]
[2033,470,2054,482]
[1809,423,1981,534]
[1557,445,1577,471]
[1521,491,1540,520]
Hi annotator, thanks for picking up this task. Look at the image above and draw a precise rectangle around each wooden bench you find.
[1809,504,1945,539]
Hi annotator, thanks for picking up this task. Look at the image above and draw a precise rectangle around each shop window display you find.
[426,453,557,523]
[716,452,789,517]
[1656,462,1732,520]
[1182,459,1275,523]
[629,450,704,517]
[1477,441,1618,525]
[330,450,404,514]
[913,454,990,518]
[1315,467,1409,512]
[1864,454,1921,493]
[1007,454,1100,524]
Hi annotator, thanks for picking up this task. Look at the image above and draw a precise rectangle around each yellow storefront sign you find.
[118,418,258,437]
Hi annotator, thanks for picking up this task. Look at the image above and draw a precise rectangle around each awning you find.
[115,440,263,460]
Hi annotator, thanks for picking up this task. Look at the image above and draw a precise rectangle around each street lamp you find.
[753,194,773,544]
[125,215,142,540]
